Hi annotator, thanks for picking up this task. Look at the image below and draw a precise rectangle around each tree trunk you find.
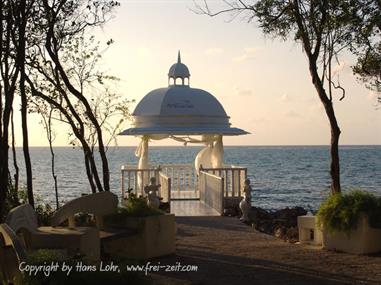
[45,110,59,209]
[84,154,97,194]
[0,0,19,221]
[17,0,34,207]
[308,59,341,194]
[11,109,19,192]
[330,118,341,193]
[0,145,9,222]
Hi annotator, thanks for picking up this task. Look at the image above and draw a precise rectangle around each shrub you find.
[122,190,164,217]
[317,190,381,234]
[35,203,54,226]
[2,186,55,226]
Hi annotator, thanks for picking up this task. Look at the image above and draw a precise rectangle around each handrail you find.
[199,171,224,214]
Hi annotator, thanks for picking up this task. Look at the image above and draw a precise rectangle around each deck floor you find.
[170,200,219,216]
[170,190,199,200]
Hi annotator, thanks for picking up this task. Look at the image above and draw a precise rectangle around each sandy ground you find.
[149,216,381,285]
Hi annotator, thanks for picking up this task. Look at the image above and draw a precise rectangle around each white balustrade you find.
[121,164,247,201]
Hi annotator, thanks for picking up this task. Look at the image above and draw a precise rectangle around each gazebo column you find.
[212,135,224,168]
[195,135,224,173]
[135,136,150,190]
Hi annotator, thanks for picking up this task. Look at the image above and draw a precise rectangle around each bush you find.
[2,186,55,226]
[121,190,164,217]
[317,190,381,234]
[35,203,54,226]
[2,183,22,221]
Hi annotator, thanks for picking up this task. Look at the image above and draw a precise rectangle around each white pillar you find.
[212,135,224,168]
[135,136,149,191]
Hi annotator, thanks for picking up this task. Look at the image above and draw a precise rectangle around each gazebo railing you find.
[160,164,198,199]
[121,163,247,200]
[121,165,160,198]
[159,172,171,207]
[200,165,247,198]
[199,171,224,214]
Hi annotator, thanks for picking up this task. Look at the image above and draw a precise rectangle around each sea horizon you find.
[10,145,381,211]
[19,144,381,148]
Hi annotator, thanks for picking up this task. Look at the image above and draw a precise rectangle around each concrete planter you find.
[322,215,381,254]
[297,215,323,245]
[103,214,176,259]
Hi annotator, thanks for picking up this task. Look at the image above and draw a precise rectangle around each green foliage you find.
[27,249,68,264]
[2,183,21,221]
[106,189,164,224]
[353,42,381,97]
[121,193,164,218]
[317,190,381,234]
[34,204,54,226]
[2,186,54,226]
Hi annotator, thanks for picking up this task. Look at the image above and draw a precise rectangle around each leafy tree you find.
[27,0,120,193]
[26,23,130,193]
[350,0,380,102]
[196,0,381,193]
[353,44,380,101]
[1,0,127,219]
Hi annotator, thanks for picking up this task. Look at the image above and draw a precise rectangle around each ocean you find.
[12,146,381,211]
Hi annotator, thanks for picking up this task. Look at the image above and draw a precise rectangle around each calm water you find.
[13,146,381,211]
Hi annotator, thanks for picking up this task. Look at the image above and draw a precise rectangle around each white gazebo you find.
[120,52,249,215]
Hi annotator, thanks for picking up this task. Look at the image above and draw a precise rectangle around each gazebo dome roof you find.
[133,86,228,118]
[120,52,249,136]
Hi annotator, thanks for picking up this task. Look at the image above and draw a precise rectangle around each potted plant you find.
[317,190,381,254]
[103,190,176,259]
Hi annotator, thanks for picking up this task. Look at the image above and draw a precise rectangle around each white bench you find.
[5,191,119,261]
[297,215,322,245]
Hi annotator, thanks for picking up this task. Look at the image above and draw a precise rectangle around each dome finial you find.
[168,51,190,86]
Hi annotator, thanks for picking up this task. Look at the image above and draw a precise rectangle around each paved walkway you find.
[170,200,219,216]
[150,216,381,285]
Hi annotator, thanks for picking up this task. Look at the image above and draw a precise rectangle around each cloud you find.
[233,47,258,62]
[280,93,291,102]
[205,48,223,56]
[284,110,302,118]
[234,86,253,97]
[309,102,325,113]
[332,60,348,76]
[250,117,268,125]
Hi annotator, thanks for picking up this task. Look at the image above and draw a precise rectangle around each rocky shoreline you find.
[223,205,307,243]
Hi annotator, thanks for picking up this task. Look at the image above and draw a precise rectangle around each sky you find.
[23,0,381,146]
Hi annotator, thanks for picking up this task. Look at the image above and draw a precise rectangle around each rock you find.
[223,204,240,217]
[274,226,286,239]
[243,206,307,243]
[248,207,272,222]
[285,227,299,243]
